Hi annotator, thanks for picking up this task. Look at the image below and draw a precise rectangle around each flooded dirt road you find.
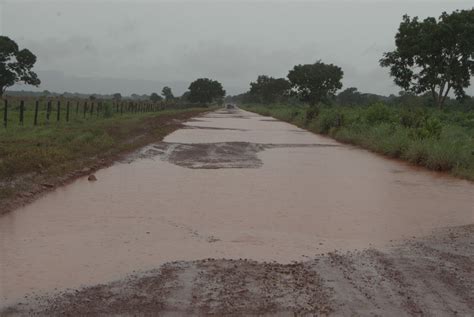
[1,109,473,314]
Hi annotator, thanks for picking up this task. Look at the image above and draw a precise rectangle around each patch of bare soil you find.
[137,142,339,169]
[4,225,472,316]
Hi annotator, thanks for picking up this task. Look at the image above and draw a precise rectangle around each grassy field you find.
[0,106,211,210]
[242,103,474,181]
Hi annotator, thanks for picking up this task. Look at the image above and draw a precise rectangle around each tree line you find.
[231,9,474,109]
[1,9,474,109]
[0,36,225,107]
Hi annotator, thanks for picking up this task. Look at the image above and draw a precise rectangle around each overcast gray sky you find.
[1,0,473,96]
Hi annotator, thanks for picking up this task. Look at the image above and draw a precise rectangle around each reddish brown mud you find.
[3,225,472,316]
[0,109,473,315]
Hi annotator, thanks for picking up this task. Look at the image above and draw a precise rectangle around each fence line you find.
[1,97,172,128]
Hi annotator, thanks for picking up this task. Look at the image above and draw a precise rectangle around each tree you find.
[162,86,174,100]
[180,91,191,102]
[337,87,363,105]
[287,61,343,105]
[249,75,291,104]
[150,92,163,102]
[380,10,474,109]
[112,93,122,101]
[188,78,226,104]
[0,36,40,98]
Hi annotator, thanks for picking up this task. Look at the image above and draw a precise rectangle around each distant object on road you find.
[226,104,236,109]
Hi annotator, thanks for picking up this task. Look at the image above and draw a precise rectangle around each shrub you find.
[305,106,319,126]
[318,109,345,134]
[415,117,442,140]
[399,107,427,128]
[364,103,394,125]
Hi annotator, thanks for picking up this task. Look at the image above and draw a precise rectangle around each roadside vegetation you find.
[0,107,212,212]
[233,9,474,181]
[242,103,474,181]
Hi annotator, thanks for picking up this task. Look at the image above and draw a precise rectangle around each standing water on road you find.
[1,109,473,307]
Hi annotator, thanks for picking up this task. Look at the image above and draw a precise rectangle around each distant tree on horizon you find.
[380,9,474,109]
[287,61,343,105]
[150,92,163,102]
[113,93,122,101]
[162,86,174,100]
[188,78,225,104]
[249,75,291,104]
[0,36,40,98]
[337,87,362,106]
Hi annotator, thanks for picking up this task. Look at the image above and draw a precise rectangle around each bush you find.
[318,109,345,134]
[364,103,394,125]
[399,107,427,128]
[305,106,319,126]
[412,117,442,140]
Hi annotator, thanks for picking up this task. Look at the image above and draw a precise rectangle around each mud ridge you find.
[183,125,248,131]
[136,141,340,169]
[4,225,472,316]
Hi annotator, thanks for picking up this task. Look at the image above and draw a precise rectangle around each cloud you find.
[4,0,474,96]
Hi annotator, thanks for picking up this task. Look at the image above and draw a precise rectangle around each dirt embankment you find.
[0,109,209,215]
[3,225,472,316]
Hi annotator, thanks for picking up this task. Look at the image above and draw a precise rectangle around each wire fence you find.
[1,96,176,128]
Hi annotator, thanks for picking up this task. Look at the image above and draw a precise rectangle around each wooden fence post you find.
[46,100,51,122]
[34,100,39,126]
[66,101,70,122]
[90,102,94,117]
[3,99,8,128]
[84,101,87,118]
[76,100,79,115]
[19,100,24,125]
[57,100,61,122]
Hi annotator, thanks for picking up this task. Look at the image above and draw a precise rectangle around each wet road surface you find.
[1,108,473,309]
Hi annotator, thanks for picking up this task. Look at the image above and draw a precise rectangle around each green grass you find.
[0,107,212,209]
[242,103,474,181]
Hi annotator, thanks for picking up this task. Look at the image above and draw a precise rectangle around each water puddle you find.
[1,109,473,307]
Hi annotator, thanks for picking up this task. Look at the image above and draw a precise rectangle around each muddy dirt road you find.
[1,109,473,315]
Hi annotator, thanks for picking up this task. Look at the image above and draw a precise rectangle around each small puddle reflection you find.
[0,109,473,306]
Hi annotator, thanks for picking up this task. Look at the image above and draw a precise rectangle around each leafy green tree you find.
[336,87,363,105]
[0,36,40,98]
[287,61,343,105]
[249,75,291,104]
[161,86,174,100]
[112,93,122,101]
[188,78,226,104]
[150,92,163,102]
[180,91,191,101]
[380,9,474,109]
